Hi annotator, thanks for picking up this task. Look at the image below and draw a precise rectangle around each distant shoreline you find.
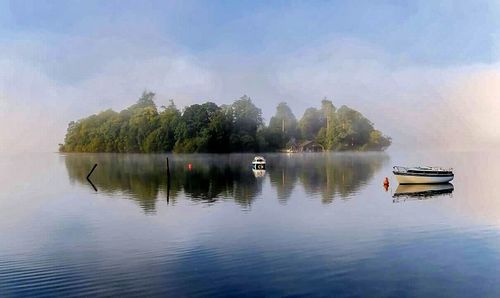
[59,91,391,154]
[58,150,390,155]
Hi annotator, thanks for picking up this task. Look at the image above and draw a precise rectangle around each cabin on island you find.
[299,140,324,152]
[287,140,324,152]
[286,143,299,153]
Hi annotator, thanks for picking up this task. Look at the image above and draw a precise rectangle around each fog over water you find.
[1,3,500,296]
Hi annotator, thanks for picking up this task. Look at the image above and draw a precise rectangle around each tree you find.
[333,105,374,150]
[129,103,159,152]
[318,98,336,149]
[204,107,233,152]
[171,101,237,153]
[268,102,298,149]
[60,92,392,153]
[230,95,263,152]
[144,100,180,152]
[365,130,392,151]
[129,90,157,111]
[299,107,322,140]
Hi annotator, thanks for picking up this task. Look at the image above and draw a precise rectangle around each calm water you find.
[0,152,499,297]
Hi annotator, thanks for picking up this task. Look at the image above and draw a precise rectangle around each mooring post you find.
[87,163,98,180]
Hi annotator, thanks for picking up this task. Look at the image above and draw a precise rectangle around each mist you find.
[1,1,499,152]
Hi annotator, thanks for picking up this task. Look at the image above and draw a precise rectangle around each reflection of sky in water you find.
[0,152,499,296]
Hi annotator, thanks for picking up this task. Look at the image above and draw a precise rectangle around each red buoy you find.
[188,163,192,171]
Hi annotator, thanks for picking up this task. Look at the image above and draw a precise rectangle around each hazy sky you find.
[1,0,500,152]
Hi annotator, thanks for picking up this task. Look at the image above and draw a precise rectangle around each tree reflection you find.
[267,153,388,204]
[267,155,299,204]
[64,152,387,212]
[64,154,263,213]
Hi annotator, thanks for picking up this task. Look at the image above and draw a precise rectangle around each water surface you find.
[0,152,499,297]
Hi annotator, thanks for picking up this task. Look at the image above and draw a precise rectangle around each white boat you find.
[393,166,454,184]
[252,156,266,170]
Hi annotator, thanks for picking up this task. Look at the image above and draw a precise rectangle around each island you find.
[59,91,391,153]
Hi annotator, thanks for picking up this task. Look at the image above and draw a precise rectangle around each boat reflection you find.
[393,183,454,203]
[252,169,266,178]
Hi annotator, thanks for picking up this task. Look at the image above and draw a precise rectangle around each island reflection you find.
[64,153,388,212]
[266,153,388,204]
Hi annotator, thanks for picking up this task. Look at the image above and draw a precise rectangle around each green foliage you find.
[299,107,323,140]
[365,130,392,151]
[60,92,391,153]
[229,95,263,152]
[318,98,336,149]
[129,90,157,110]
[268,102,298,149]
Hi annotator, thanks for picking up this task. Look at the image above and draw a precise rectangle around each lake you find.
[0,151,499,297]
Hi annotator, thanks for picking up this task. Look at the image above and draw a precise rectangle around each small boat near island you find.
[252,156,266,170]
[393,166,454,184]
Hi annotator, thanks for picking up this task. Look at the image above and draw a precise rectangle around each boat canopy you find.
[253,156,266,163]
[393,166,453,175]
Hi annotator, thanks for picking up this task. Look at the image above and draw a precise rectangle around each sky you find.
[1,0,500,152]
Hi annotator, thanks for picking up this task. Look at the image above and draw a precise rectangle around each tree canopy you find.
[59,91,391,153]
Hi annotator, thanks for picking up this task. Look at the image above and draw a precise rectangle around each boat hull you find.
[394,173,453,184]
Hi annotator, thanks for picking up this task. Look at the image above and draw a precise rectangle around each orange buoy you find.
[383,177,389,186]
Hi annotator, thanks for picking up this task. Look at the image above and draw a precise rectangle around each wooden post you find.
[86,163,98,192]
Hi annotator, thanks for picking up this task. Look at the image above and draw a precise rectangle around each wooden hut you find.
[298,140,324,152]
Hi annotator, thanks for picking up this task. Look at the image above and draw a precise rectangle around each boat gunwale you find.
[392,171,454,177]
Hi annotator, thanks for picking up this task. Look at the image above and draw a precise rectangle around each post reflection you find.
[64,153,387,212]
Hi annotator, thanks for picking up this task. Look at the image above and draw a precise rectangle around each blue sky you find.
[3,1,498,63]
[1,0,500,151]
